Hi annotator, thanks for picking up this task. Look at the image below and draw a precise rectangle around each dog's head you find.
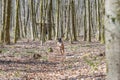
[58,38,62,43]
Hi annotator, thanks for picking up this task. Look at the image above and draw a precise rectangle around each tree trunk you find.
[40,0,43,40]
[105,0,120,80]
[64,0,70,40]
[47,0,52,40]
[14,0,20,43]
[101,0,105,43]
[87,0,91,42]
[0,0,3,43]
[55,0,60,39]
[41,0,48,45]
[98,0,102,41]
[84,0,87,41]
[30,0,36,40]
[71,0,77,41]
[4,0,11,44]
[2,0,7,43]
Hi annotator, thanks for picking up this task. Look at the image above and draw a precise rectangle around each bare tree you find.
[71,0,77,41]
[14,0,20,43]
[105,0,120,79]
[4,0,12,44]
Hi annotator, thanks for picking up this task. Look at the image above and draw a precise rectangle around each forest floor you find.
[0,38,106,80]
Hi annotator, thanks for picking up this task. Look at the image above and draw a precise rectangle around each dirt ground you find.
[0,38,106,80]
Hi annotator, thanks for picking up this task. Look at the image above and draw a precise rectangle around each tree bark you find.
[71,0,77,41]
[55,0,60,39]
[105,0,120,80]
[4,0,11,44]
[87,0,91,42]
[84,0,87,41]
[47,0,52,40]
[14,0,20,43]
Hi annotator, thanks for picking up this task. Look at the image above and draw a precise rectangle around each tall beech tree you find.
[4,0,12,44]
[105,0,120,80]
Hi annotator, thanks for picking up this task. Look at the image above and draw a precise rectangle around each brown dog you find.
[57,38,64,55]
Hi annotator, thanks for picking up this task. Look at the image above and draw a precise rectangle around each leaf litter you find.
[0,39,106,80]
